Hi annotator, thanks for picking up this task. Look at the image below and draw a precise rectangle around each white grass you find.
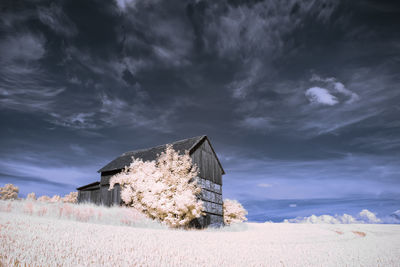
[0,199,164,229]
[1,201,400,266]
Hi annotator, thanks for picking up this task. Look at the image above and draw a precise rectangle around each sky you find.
[1,0,399,222]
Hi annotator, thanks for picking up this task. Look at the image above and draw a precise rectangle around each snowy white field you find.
[1,201,400,266]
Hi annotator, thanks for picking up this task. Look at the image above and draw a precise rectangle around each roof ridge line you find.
[122,135,205,156]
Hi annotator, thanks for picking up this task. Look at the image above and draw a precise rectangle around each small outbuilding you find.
[77,135,225,227]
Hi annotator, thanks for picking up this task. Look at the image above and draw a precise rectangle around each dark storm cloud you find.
[0,0,399,216]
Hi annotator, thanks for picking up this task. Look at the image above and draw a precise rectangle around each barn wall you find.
[78,184,120,207]
[77,191,88,203]
[112,184,121,205]
[100,169,121,186]
[191,139,224,227]
[78,189,101,205]
[100,184,121,206]
[196,177,224,227]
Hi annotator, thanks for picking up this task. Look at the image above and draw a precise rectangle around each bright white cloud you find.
[305,87,339,106]
[308,74,360,105]
[359,209,381,223]
[283,209,382,224]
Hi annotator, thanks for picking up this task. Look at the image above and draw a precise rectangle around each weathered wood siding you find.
[191,139,223,185]
[78,184,120,207]
[100,184,121,206]
[190,139,224,227]
[196,177,224,227]
[78,189,101,205]
[100,170,121,186]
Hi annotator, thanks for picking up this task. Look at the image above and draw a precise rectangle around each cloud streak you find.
[38,3,78,37]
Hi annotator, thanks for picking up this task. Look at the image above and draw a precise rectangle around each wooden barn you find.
[77,135,225,227]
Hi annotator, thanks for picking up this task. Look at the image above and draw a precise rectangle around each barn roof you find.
[98,135,225,174]
[76,181,100,191]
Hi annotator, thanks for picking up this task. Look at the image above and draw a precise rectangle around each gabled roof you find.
[98,135,225,174]
[76,181,100,191]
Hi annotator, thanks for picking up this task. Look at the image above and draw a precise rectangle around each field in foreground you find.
[1,212,400,266]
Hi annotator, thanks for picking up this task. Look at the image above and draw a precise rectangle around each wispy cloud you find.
[257,183,273,188]
[49,112,98,129]
[239,116,275,131]
[0,33,45,62]
[115,0,160,11]
[0,158,94,187]
[229,60,264,99]
[0,32,181,132]
[0,32,66,113]
[46,91,176,131]
[0,153,99,196]
[351,135,400,151]
[37,3,78,37]
[117,4,194,69]
[205,0,338,59]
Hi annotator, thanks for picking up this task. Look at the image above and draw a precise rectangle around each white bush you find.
[36,192,78,204]
[0,184,19,200]
[50,195,61,203]
[62,192,78,203]
[37,195,51,202]
[223,199,248,225]
[110,144,204,228]
[26,192,37,201]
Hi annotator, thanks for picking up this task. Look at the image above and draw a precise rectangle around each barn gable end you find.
[191,137,223,185]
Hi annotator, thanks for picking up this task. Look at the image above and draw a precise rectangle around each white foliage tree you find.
[223,199,248,225]
[109,144,204,228]
[0,183,19,200]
